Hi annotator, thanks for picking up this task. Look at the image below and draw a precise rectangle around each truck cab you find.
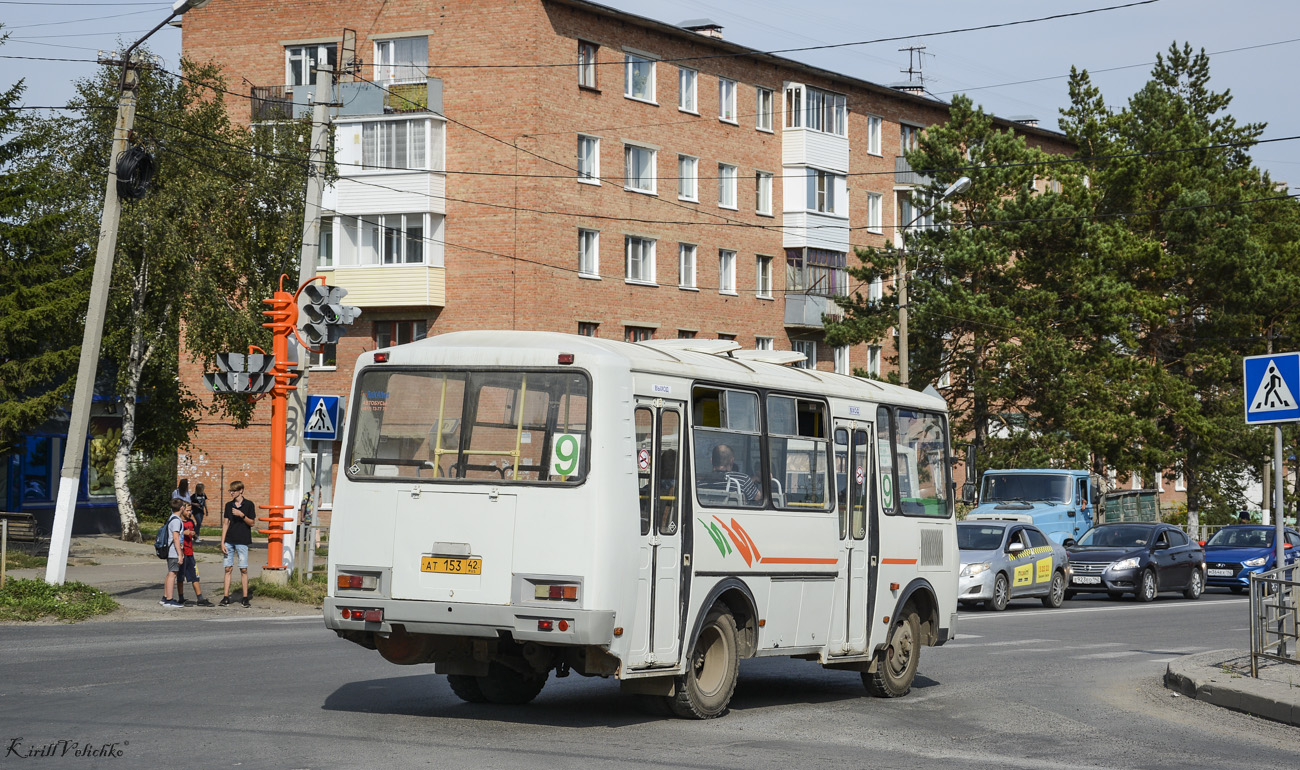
[965,469,1093,545]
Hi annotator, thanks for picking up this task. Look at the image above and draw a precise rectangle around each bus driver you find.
[712,443,762,504]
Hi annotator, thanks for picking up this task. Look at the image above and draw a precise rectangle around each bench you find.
[0,511,49,556]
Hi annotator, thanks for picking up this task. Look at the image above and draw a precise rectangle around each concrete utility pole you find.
[46,0,211,585]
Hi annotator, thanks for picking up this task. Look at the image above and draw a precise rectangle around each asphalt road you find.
[1,590,1296,769]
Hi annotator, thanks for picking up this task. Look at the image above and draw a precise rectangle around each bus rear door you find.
[628,402,685,668]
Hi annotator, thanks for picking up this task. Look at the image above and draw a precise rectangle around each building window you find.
[361,118,432,171]
[756,255,773,298]
[868,275,883,304]
[755,171,773,215]
[898,191,935,233]
[678,154,698,201]
[719,77,737,122]
[756,87,773,131]
[625,53,655,102]
[678,67,697,112]
[755,336,773,351]
[867,115,882,155]
[626,236,656,284]
[719,249,736,294]
[808,169,842,214]
[578,41,598,88]
[786,248,847,297]
[901,123,921,152]
[317,216,334,268]
[578,321,599,337]
[679,243,697,289]
[678,329,697,339]
[338,213,428,265]
[578,229,599,277]
[1175,473,1186,491]
[287,44,336,87]
[375,320,427,349]
[578,134,600,183]
[308,343,337,369]
[868,345,881,376]
[718,163,737,209]
[626,326,655,342]
[625,144,656,193]
[792,339,816,369]
[867,192,883,232]
[374,37,428,82]
[783,84,845,136]
[718,333,736,341]
[834,346,849,374]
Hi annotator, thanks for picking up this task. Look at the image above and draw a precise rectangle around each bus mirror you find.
[961,482,976,504]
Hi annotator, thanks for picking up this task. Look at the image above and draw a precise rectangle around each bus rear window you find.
[346,369,590,484]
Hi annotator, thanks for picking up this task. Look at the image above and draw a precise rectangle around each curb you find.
[1164,649,1300,726]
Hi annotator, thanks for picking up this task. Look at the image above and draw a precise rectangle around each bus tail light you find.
[536,619,571,632]
[533,583,579,601]
[337,572,379,591]
[340,607,383,622]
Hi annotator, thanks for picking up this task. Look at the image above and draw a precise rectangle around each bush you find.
[0,578,119,621]
[129,454,177,525]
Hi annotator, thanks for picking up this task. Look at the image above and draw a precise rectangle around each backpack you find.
[154,515,179,559]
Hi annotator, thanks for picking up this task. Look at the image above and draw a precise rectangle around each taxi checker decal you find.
[698,516,837,568]
[1008,544,1055,587]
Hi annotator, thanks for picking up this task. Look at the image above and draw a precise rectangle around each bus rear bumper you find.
[323,596,617,646]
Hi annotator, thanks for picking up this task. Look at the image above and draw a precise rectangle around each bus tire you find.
[477,662,548,705]
[863,604,920,698]
[447,674,487,703]
[668,606,739,719]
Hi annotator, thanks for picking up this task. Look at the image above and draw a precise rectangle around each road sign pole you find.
[259,285,298,572]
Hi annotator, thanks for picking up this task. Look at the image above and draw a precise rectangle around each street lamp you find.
[897,175,971,390]
[45,0,212,585]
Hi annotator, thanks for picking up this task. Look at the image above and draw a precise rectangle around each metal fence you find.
[1249,563,1299,676]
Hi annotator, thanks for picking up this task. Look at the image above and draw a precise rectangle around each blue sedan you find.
[1201,525,1300,593]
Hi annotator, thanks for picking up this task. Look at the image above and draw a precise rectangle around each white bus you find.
[325,331,958,718]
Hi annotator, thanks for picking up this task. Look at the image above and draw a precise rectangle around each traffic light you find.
[202,353,277,394]
[301,283,362,347]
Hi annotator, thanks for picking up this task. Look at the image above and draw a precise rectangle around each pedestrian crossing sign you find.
[305,395,343,440]
[1244,352,1300,424]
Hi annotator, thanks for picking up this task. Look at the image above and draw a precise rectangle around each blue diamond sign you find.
[304,395,343,441]
[1244,352,1300,425]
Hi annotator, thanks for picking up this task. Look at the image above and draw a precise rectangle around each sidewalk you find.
[2,534,322,622]
[1165,649,1300,726]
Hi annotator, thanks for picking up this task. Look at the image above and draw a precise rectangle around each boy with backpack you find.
[158,498,186,608]
[177,503,212,606]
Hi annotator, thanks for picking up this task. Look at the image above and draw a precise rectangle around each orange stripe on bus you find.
[758,557,840,565]
[881,558,918,565]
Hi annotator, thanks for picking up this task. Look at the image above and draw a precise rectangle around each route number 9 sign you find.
[551,433,582,479]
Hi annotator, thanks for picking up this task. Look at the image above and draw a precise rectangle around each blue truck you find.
[965,469,1095,545]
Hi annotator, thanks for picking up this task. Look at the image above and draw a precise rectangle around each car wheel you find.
[1042,571,1066,608]
[1136,568,1157,602]
[1182,568,1204,600]
[1230,586,1245,595]
[987,574,1010,611]
[863,604,921,698]
[667,605,740,719]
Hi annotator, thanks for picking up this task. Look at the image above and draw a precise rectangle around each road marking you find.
[203,614,321,623]
[1073,650,1146,660]
[953,638,1055,648]
[959,598,1247,620]
[988,643,1124,655]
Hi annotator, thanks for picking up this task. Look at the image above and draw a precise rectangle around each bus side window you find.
[851,429,869,539]
[876,406,896,515]
[635,407,654,536]
[835,428,849,539]
[658,410,681,535]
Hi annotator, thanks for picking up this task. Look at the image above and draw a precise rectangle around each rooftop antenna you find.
[899,44,930,90]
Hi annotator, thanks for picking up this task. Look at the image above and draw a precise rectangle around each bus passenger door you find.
[629,402,685,669]
[830,422,871,656]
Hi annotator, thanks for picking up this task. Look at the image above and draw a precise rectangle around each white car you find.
[958,520,1071,610]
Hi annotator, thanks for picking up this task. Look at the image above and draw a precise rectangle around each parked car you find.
[1066,523,1204,601]
[1202,525,1300,593]
[957,520,1070,610]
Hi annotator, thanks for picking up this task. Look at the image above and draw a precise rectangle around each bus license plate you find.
[421,556,482,575]
[1071,575,1101,585]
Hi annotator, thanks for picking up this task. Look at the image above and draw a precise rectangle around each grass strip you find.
[0,578,119,622]
[249,572,328,606]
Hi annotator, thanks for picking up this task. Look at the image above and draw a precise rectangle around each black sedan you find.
[1065,523,1205,601]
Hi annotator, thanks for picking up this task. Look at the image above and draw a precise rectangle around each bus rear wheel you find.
[667,606,739,719]
[447,674,487,703]
[477,662,548,705]
[864,604,920,698]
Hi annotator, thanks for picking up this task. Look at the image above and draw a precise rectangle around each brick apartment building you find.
[175,0,1081,515]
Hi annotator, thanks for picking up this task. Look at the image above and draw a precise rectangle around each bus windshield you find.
[346,368,590,484]
[980,473,1070,504]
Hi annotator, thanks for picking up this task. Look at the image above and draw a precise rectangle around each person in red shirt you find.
[178,503,212,607]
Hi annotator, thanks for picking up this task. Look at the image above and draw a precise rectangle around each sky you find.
[3,0,1299,189]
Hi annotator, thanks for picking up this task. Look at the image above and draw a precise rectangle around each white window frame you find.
[718,249,737,295]
[578,40,598,89]
[755,171,773,216]
[577,134,600,184]
[307,342,337,371]
[1174,473,1186,491]
[286,44,336,87]
[868,345,881,376]
[317,215,335,268]
[719,77,737,123]
[578,228,600,278]
[834,345,849,375]
[901,123,921,152]
[373,36,428,83]
[624,144,657,194]
[333,213,442,267]
[792,339,816,369]
[755,336,774,351]
[756,255,773,299]
[718,163,737,209]
[678,154,698,201]
[360,117,433,171]
[678,67,697,113]
[868,276,883,304]
[867,191,883,232]
[808,168,842,215]
[756,87,773,132]
[867,115,882,155]
[624,53,656,103]
[678,243,697,289]
[625,236,657,284]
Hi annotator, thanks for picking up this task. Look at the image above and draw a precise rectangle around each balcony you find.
[250,85,296,122]
[251,79,442,123]
[782,127,849,172]
[895,155,932,186]
[784,294,842,329]
[317,264,446,309]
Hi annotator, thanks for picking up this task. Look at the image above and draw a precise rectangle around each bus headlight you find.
[960,562,990,578]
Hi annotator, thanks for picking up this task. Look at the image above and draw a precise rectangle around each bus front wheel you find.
[668,606,740,719]
[863,604,920,698]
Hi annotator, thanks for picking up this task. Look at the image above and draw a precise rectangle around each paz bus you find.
[324,331,958,718]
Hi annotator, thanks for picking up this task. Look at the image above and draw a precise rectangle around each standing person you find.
[220,480,256,607]
[172,477,191,505]
[178,503,213,606]
[190,482,208,543]
[159,498,186,608]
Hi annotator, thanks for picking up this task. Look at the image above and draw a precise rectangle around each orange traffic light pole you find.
[257,274,328,570]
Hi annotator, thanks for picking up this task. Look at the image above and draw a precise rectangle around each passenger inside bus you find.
[711,444,762,504]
